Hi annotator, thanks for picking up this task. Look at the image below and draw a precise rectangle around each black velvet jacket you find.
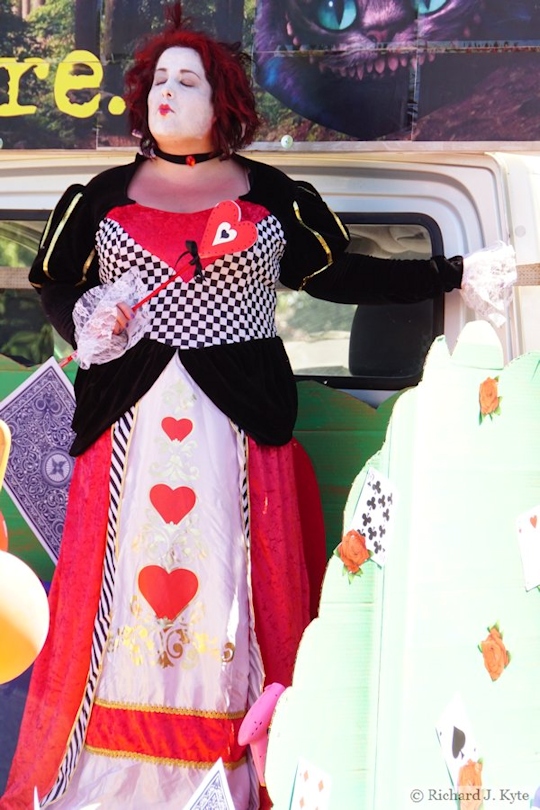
[29,154,463,455]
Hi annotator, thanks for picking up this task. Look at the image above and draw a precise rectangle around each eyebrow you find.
[154,67,200,78]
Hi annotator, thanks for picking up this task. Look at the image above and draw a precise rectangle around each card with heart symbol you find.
[181,758,235,810]
[436,693,480,787]
[289,757,332,810]
[516,506,540,591]
[346,467,398,566]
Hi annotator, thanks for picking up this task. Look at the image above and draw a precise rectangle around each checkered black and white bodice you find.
[96,201,286,349]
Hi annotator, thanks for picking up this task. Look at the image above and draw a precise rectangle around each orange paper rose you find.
[479,376,501,422]
[458,759,484,810]
[335,529,370,580]
[480,624,510,681]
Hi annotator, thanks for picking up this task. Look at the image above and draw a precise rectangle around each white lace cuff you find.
[460,241,517,328]
[73,270,151,369]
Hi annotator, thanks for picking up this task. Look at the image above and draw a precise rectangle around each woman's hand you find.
[113,302,134,335]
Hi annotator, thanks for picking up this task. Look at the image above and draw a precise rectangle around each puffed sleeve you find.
[277,180,351,290]
[29,184,100,346]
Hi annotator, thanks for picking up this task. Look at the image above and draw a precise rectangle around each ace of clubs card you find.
[347,467,397,566]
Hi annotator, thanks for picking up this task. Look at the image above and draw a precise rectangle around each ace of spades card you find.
[347,467,397,566]
[436,694,480,787]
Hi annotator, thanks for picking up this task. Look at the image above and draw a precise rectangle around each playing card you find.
[0,357,75,562]
[436,694,480,787]
[516,507,540,590]
[182,758,235,810]
[347,467,397,565]
[289,757,332,810]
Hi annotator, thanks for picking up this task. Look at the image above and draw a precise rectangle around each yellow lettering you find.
[54,49,102,118]
[0,58,49,116]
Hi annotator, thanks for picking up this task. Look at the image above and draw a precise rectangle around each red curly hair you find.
[124,3,261,157]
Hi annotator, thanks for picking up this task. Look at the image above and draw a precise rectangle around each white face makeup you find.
[147,47,215,153]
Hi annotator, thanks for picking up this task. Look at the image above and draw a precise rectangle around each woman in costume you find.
[1,6,463,809]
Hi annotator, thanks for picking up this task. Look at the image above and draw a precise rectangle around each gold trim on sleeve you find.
[298,261,333,291]
[76,248,96,286]
[293,200,332,266]
[292,200,348,291]
[42,192,83,279]
[39,209,55,249]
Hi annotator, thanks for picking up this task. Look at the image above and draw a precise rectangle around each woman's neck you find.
[153,146,221,166]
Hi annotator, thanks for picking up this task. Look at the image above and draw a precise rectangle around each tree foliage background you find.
[0,0,331,148]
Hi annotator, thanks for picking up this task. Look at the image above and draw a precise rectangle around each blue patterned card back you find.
[0,358,75,562]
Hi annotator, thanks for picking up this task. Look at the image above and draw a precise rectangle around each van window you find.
[0,217,54,366]
[276,215,444,390]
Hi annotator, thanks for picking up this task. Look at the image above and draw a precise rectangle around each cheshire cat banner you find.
[2,0,540,149]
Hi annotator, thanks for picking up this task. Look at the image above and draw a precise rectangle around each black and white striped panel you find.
[241,432,267,810]
[41,409,135,807]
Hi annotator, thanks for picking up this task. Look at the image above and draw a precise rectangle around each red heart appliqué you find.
[199,200,258,261]
[531,515,538,528]
[161,417,193,442]
[138,566,199,621]
[150,485,196,524]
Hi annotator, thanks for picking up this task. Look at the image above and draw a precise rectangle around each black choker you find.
[154,147,219,166]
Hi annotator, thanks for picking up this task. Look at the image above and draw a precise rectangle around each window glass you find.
[0,218,70,365]
[276,221,440,389]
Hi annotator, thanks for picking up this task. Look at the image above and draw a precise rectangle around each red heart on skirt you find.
[199,200,258,260]
[138,566,199,621]
[161,417,193,442]
[150,485,196,524]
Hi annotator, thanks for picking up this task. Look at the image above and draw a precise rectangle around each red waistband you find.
[86,701,246,767]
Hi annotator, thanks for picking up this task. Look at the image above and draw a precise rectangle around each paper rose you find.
[479,624,510,681]
[458,759,484,810]
[334,529,371,582]
[479,376,501,423]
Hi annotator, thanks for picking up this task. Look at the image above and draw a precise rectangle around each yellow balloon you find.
[0,550,50,684]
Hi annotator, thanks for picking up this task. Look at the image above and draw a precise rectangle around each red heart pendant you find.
[138,566,199,621]
[161,417,193,442]
[150,485,196,524]
[199,200,258,260]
